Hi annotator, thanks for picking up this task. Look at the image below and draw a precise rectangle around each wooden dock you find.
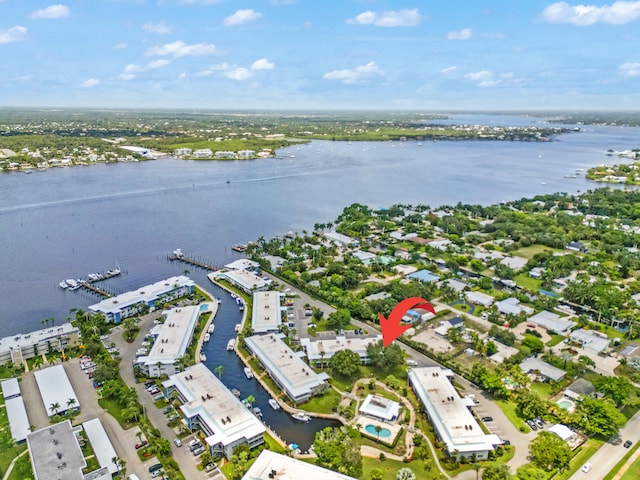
[78,281,114,298]
[168,252,222,271]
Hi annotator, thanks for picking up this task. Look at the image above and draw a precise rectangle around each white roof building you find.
[252,291,284,333]
[301,335,382,364]
[351,250,377,263]
[528,311,575,334]
[89,276,195,323]
[0,322,80,365]
[409,367,498,460]
[34,365,80,416]
[27,420,87,480]
[520,358,566,382]
[82,419,118,475]
[359,394,401,422]
[245,333,329,404]
[136,305,200,377]
[465,291,494,307]
[2,378,30,443]
[225,259,260,271]
[569,329,611,354]
[495,298,534,316]
[242,450,357,480]
[323,231,357,247]
[163,364,265,458]
[500,256,528,271]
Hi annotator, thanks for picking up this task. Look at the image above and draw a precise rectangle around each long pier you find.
[78,281,114,298]
[168,252,222,271]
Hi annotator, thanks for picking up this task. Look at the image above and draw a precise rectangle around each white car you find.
[581,463,592,473]
[173,438,182,447]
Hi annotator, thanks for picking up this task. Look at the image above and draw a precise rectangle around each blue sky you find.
[1,0,640,110]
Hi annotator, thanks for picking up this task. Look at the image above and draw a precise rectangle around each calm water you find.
[1,115,638,337]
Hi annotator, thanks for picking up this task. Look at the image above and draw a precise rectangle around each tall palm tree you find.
[67,398,77,408]
[374,425,382,440]
[49,402,61,414]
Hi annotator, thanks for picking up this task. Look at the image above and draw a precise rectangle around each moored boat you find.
[59,281,69,289]
[200,353,207,362]
[268,399,280,410]
[207,324,215,334]
[231,388,241,398]
[227,339,236,351]
[204,333,210,342]
[234,324,242,333]
[244,367,254,379]
[291,412,310,422]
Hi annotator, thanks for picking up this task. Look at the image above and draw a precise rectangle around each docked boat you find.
[200,353,207,362]
[204,333,210,343]
[173,248,184,258]
[227,339,236,351]
[230,293,238,299]
[207,324,215,334]
[231,388,241,398]
[236,297,243,305]
[239,304,244,311]
[268,399,280,410]
[244,367,254,379]
[216,298,222,304]
[59,281,69,289]
[288,443,301,454]
[252,407,263,418]
[231,244,247,252]
[291,412,311,422]
[234,324,242,333]
[66,279,80,290]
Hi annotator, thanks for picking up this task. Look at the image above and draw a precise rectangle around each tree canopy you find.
[529,431,572,472]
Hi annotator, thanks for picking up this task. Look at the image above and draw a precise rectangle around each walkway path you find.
[1,449,29,480]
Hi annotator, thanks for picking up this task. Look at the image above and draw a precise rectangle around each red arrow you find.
[378,297,436,347]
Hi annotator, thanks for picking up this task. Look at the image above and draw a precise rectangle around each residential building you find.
[136,305,200,377]
[237,150,255,158]
[520,357,566,382]
[301,335,382,365]
[242,450,357,480]
[323,231,357,247]
[351,250,377,264]
[409,367,499,460]
[569,329,611,354]
[34,365,80,417]
[193,149,213,158]
[0,322,79,366]
[363,292,391,302]
[82,419,118,475]
[252,291,284,333]
[245,333,329,404]
[27,420,111,480]
[563,378,595,400]
[527,310,575,334]
[1,378,30,443]
[163,364,265,458]
[215,151,235,158]
[359,394,400,422]
[465,291,494,307]
[495,298,534,316]
[499,256,528,271]
[407,269,440,283]
[216,269,271,293]
[173,148,192,156]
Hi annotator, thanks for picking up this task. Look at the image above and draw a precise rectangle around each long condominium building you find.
[245,333,329,404]
[252,291,284,333]
[163,363,265,458]
[408,367,499,460]
[1,378,30,443]
[301,334,382,366]
[242,449,357,480]
[0,323,79,366]
[34,364,80,417]
[136,305,200,377]
[89,276,195,322]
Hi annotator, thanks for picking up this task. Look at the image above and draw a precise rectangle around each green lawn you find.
[530,382,554,398]
[608,441,640,480]
[360,457,445,480]
[98,397,136,429]
[495,399,531,433]
[512,244,560,259]
[263,432,287,454]
[621,457,640,480]
[553,438,604,480]
[547,334,566,346]
[514,273,542,291]
[6,451,32,480]
[298,388,341,414]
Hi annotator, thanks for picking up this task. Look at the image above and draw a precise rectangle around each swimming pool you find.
[200,304,209,311]
[557,399,575,411]
[365,424,391,438]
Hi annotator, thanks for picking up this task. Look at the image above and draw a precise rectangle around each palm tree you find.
[214,365,224,379]
[183,268,190,276]
[67,398,77,409]
[49,402,61,414]
[374,425,382,440]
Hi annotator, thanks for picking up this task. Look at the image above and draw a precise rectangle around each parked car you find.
[148,463,162,473]
[624,440,633,448]
[135,440,148,450]
[189,442,203,452]
[173,438,182,447]
[534,418,544,429]
[204,463,217,473]
[406,360,418,367]
[162,406,173,414]
[481,416,494,422]
[527,420,538,431]
[501,439,511,446]
[192,446,205,456]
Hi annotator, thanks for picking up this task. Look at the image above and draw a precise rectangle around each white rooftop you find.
[252,291,284,333]
[1,377,21,398]
[225,259,260,271]
[163,363,265,449]
[0,323,77,354]
[82,418,118,475]
[90,276,194,314]
[359,394,401,422]
[34,365,79,416]
[465,291,494,306]
[323,231,356,245]
[221,270,271,291]
[548,424,575,441]
[245,334,329,400]
[409,367,497,454]
[301,335,382,362]
[27,420,86,480]
[528,311,575,333]
[5,396,30,442]
[570,329,610,354]
[138,306,199,366]
[242,449,357,480]
[520,357,566,381]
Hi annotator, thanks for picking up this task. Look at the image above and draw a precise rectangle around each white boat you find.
[291,412,310,422]
[268,399,280,410]
[230,293,237,299]
[173,248,183,258]
[59,281,69,289]
[244,367,254,379]
[207,324,215,334]
[231,388,241,398]
[204,333,210,343]
[227,339,236,351]
[252,407,262,417]
[234,324,242,333]
[200,353,207,362]
[216,298,222,304]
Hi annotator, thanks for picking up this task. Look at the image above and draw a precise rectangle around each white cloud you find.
[80,78,99,88]
[346,9,422,27]
[118,59,172,81]
[224,9,262,27]
[113,43,127,49]
[440,65,457,75]
[119,73,136,81]
[0,26,27,44]
[322,61,384,84]
[619,62,640,76]
[29,4,70,20]
[146,40,220,58]
[542,1,640,26]
[251,58,274,70]
[464,70,500,87]
[195,69,213,78]
[225,67,253,80]
[143,21,173,34]
[177,72,187,80]
[146,59,171,69]
[447,28,472,40]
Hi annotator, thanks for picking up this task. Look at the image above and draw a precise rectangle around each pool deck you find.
[355,414,402,447]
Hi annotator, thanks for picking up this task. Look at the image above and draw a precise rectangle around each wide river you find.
[1,113,637,449]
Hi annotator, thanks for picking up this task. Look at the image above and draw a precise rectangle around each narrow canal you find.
[199,281,341,452]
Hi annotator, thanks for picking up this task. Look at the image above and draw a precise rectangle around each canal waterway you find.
[199,282,340,452]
